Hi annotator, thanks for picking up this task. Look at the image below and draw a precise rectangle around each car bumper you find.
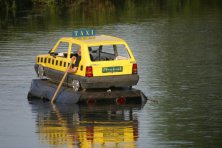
[34,64,139,89]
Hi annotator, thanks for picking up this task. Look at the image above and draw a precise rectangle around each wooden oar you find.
[51,60,74,103]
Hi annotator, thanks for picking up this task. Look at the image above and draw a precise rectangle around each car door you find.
[51,41,71,72]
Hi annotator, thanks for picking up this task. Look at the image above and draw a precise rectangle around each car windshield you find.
[88,44,130,61]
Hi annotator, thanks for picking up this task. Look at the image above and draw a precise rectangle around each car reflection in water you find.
[29,100,146,147]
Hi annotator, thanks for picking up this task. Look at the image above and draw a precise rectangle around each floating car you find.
[34,29,139,91]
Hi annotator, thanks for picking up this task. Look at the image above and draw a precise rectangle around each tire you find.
[71,79,80,92]
[129,86,132,90]
[37,65,44,79]
[27,92,32,101]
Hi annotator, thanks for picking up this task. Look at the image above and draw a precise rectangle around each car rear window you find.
[89,44,130,61]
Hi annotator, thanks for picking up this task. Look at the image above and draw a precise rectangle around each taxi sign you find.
[72,29,96,37]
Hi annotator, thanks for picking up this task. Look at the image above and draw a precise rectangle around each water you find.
[0,1,222,147]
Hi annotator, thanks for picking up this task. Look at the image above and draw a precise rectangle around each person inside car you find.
[67,48,81,73]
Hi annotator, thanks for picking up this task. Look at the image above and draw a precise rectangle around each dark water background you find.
[0,0,222,147]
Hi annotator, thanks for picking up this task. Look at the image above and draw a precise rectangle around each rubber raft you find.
[27,79,147,104]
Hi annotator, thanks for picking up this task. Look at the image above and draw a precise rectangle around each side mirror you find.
[48,50,57,58]
[48,49,52,54]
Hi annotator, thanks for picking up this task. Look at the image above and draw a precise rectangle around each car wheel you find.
[129,86,132,90]
[37,65,44,79]
[27,92,32,101]
[71,79,80,92]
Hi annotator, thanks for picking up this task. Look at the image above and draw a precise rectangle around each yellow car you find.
[35,29,139,91]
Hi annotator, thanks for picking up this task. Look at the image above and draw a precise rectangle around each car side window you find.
[71,44,81,59]
[54,41,69,57]
[115,44,130,60]
[71,44,80,54]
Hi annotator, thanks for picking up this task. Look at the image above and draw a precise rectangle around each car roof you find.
[61,35,126,46]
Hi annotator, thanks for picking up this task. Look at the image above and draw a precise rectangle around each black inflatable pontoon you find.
[28,79,147,104]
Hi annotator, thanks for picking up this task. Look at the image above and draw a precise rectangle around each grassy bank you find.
[0,0,221,29]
